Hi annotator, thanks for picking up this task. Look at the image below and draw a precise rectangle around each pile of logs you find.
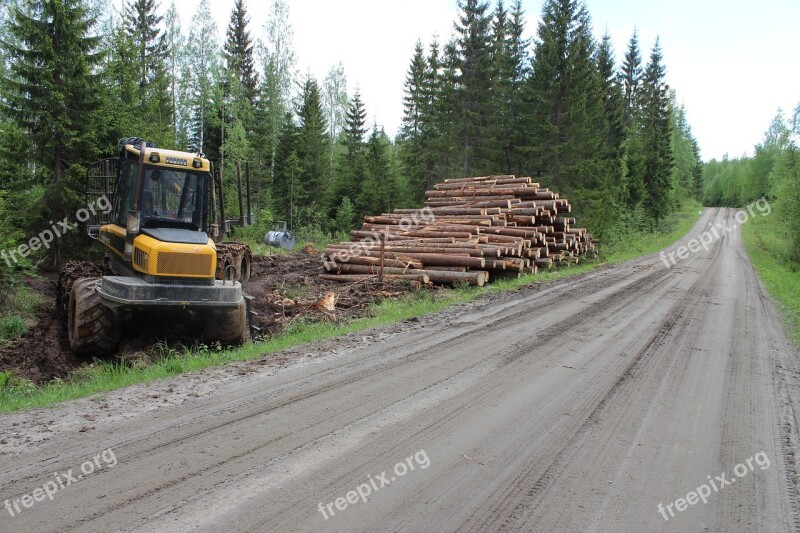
[321,175,595,286]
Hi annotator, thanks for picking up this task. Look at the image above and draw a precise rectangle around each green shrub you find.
[0,315,26,340]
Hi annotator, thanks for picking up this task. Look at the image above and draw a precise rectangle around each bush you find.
[0,316,26,340]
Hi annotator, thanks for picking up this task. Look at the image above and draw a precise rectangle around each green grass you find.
[741,214,800,343]
[601,199,704,263]
[0,283,43,343]
[0,202,705,413]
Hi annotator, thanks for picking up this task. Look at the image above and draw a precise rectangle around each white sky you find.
[163,0,799,162]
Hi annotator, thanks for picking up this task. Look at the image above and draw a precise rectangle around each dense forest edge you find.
[0,0,704,342]
[705,108,800,341]
[0,0,796,363]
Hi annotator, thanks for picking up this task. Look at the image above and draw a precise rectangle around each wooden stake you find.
[379,233,386,282]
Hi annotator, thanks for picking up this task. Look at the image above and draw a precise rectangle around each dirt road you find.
[1,208,798,532]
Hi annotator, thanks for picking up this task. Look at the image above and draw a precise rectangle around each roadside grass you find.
[741,214,800,344]
[0,201,703,413]
[602,199,703,264]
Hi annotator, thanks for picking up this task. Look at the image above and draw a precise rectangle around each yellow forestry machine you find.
[67,137,257,356]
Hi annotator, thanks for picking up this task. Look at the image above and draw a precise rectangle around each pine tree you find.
[640,38,674,224]
[453,0,493,174]
[2,0,103,265]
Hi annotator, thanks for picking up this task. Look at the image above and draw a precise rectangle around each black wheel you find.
[68,277,122,356]
[203,303,248,346]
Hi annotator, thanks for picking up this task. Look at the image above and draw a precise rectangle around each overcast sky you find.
[162,0,799,162]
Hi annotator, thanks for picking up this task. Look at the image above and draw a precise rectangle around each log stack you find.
[321,175,595,286]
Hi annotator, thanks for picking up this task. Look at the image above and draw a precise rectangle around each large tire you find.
[233,249,252,282]
[216,243,252,282]
[68,277,122,356]
[203,303,248,346]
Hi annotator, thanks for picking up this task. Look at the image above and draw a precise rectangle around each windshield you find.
[118,164,209,232]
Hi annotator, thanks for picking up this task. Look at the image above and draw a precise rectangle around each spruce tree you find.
[528,0,601,191]
[2,0,103,265]
[332,89,366,211]
[401,41,426,141]
[640,38,674,224]
[163,0,184,146]
[453,0,493,174]
[359,126,393,215]
[400,40,429,203]
[271,112,301,226]
[620,30,645,208]
[223,0,258,102]
[296,77,329,214]
[495,0,530,175]
[432,40,461,180]
[223,0,258,140]
[621,30,642,128]
[488,0,510,172]
[99,26,142,147]
[184,0,219,155]
[123,0,171,142]
[252,0,295,182]
[596,33,626,203]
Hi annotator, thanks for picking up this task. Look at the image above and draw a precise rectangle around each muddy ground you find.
[0,249,420,384]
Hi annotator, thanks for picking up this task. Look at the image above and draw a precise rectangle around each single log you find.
[319,273,431,284]
[392,253,486,269]
[337,264,489,286]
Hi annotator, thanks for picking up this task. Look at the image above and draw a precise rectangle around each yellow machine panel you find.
[98,224,126,259]
[124,145,211,172]
[131,234,216,278]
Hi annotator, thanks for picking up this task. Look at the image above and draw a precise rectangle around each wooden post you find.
[217,168,227,237]
[245,161,252,225]
[236,161,244,226]
[379,233,385,282]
